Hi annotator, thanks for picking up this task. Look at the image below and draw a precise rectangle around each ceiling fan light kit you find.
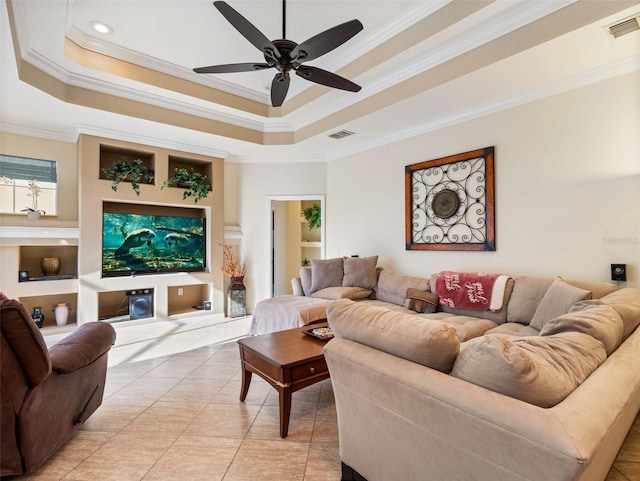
[194,1,363,107]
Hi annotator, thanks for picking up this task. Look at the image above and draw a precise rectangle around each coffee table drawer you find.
[291,358,328,381]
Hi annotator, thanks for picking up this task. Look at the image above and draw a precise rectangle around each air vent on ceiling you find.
[604,14,640,39]
[328,129,355,140]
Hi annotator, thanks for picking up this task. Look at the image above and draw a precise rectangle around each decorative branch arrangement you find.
[221,244,247,278]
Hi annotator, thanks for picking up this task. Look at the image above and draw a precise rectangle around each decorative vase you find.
[40,257,61,276]
[52,303,70,326]
[27,211,40,220]
[227,276,247,318]
[31,307,44,328]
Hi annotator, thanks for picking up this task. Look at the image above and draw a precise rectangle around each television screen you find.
[102,208,206,277]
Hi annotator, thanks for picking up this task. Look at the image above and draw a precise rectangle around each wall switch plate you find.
[178,288,183,296]
[611,264,627,281]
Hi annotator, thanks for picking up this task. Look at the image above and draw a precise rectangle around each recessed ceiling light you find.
[90,21,113,34]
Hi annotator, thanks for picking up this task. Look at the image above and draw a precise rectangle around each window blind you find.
[0,155,57,183]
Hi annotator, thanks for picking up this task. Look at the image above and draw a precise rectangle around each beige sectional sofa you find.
[324,275,640,481]
[250,256,429,334]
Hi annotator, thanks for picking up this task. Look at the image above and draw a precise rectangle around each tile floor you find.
[6,315,640,481]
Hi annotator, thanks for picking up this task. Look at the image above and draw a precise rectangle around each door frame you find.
[268,195,325,297]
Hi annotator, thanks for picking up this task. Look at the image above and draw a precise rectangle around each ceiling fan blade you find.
[291,19,363,63]
[194,63,272,74]
[214,1,281,58]
[271,72,290,107]
[296,65,361,92]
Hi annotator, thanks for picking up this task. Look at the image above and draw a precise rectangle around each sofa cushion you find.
[451,331,606,407]
[540,302,623,356]
[431,275,515,324]
[404,288,438,313]
[506,276,554,324]
[599,288,640,340]
[529,278,591,330]
[419,312,498,342]
[311,286,373,300]
[328,299,460,373]
[300,267,312,296]
[485,322,540,338]
[376,270,430,306]
[342,256,378,290]
[310,258,344,294]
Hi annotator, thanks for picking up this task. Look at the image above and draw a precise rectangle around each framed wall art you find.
[405,146,495,251]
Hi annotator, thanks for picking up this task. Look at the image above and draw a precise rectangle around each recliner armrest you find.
[49,322,116,374]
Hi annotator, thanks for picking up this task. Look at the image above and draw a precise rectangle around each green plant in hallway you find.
[303,203,321,230]
[102,159,154,196]
[163,168,210,203]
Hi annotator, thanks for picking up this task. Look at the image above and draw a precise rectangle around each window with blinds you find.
[0,155,58,215]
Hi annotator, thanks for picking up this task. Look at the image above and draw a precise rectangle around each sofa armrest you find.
[291,277,305,296]
[49,322,116,374]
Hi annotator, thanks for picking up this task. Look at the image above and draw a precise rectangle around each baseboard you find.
[342,462,368,481]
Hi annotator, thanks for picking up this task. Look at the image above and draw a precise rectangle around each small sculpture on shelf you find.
[31,307,44,328]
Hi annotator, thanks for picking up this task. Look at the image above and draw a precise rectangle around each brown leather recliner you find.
[0,297,116,476]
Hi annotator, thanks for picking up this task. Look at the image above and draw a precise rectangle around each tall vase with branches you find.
[221,245,247,318]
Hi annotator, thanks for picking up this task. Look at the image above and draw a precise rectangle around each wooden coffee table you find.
[238,323,331,438]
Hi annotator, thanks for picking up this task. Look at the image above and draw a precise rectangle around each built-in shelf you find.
[98,144,155,187]
[168,283,210,316]
[166,155,212,192]
[300,241,322,247]
[19,292,78,329]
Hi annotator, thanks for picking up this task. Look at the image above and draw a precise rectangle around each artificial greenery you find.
[162,168,210,203]
[302,203,321,230]
[102,159,154,196]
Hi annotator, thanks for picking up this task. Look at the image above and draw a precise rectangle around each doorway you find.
[269,195,325,297]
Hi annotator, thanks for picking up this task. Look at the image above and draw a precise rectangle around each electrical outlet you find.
[178,288,183,296]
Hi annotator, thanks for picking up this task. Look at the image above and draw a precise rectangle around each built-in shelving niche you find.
[166,155,212,192]
[98,144,155,187]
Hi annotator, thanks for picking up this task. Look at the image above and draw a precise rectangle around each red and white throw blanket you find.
[434,271,510,311]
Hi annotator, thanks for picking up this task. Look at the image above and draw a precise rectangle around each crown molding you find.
[327,55,640,162]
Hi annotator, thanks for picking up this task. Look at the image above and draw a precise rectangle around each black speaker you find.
[611,264,627,282]
[127,289,154,320]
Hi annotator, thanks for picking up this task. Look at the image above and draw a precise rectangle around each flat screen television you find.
[102,202,206,277]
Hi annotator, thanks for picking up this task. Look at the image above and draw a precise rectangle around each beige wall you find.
[0,132,78,226]
[326,71,640,287]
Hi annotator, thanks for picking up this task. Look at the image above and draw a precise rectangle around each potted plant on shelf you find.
[21,178,46,219]
[162,168,210,203]
[102,159,154,196]
[302,203,321,230]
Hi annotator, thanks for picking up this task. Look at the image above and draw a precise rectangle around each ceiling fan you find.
[194,1,363,107]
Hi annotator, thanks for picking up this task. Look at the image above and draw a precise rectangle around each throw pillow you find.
[342,256,378,290]
[404,288,438,313]
[529,278,591,331]
[451,331,606,408]
[310,258,344,294]
[311,286,373,300]
[300,267,312,296]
